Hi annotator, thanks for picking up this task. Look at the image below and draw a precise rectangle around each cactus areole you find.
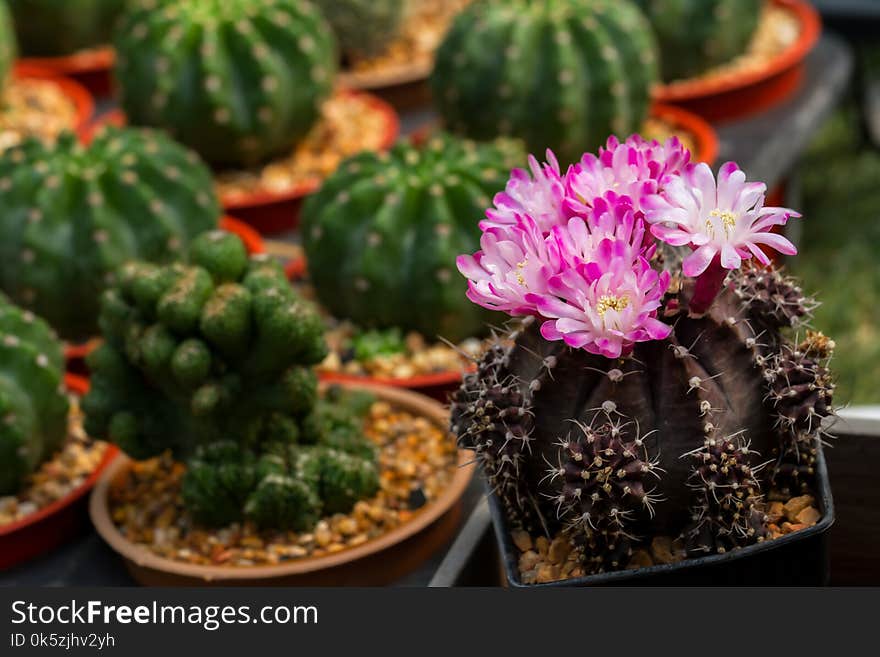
[453,136,835,573]
[114,0,337,168]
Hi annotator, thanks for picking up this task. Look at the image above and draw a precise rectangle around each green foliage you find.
[0,294,68,495]
[351,328,406,362]
[0,127,219,340]
[635,0,761,81]
[84,234,380,529]
[8,0,125,57]
[114,0,337,167]
[0,1,15,86]
[302,133,524,342]
[431,0,658,162]
[313,0,406,58]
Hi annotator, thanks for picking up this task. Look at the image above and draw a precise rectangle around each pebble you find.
[547,536,571,564]
[1,79,78,153]
[511,530,533,553]
[783,495,814,522]
[650,536,677,565]
[796,506,821,526]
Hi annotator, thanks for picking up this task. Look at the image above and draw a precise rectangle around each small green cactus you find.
[83,233,379,530]
[635,0,762,81]
[431,0,658,163]
[0,1,16,87]
[301,133,524,342]
[313,0,406,58]
[114,0,338,167]
[0,294,69,495]
[8,0,125,57]
[0,127,220,341]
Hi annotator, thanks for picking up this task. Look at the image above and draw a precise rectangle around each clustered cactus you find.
[82,232,380,530]
[114,0,337,167]
[313,0,407,59]
[0,293,68,496]
[8,0,126,57]
[0,126,219,340]
[301,133,525,342]
[452,135,835,574]
[431,0,658,163]
[635,0,762,82]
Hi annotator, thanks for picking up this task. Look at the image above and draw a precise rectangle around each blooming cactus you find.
[453,136,829,575]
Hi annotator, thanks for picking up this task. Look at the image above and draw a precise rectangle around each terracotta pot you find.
[89,382,474,585]
[12,63,95,138]
[86,92,401,235]
[651,0,822,123]
[0,374,119,570]
[17,47,114,97]
[63,215,264,374]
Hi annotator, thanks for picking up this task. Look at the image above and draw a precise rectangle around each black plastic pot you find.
[488,443,834,586]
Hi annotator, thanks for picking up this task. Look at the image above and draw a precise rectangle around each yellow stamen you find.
[710,208,737,236]
[515,260,527,286]
[596,294,630,316]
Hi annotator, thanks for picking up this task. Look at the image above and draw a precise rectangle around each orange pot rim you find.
[17,46,115,77]
[652,0,821,104]
[85,90,401,210]
[650,103,719,166]
[219,215,265,255]
[0,373,119,538]
[12,63,95,138]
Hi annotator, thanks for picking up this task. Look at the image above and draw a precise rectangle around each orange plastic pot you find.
[18,46,114,97]
[0,374,119,570]
[652,0,821,123]
[650,103,719,165]
[12,62,95,138]
[86,92,401,235]
[63,216,264,372]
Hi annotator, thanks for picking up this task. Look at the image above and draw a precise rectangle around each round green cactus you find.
[0,127,220,341]
[114,0,338,167]
[0,1,16,87]
[302,133,524,342]
[313,0,406,58]
[8,0,125,57]
[0,294,69,495]
[430,0,658,163]
[83,232,381,530]
[635,0,762,81]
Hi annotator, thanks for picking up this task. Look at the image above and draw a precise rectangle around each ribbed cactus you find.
[114,0,337,167]
[0,127,219,341]
[0,294,69,495]
[453,138,834,574]
[8,0,125,57]
[635,0,762,81]
[431,0,658,163]
[0,1,15,86]
[301,133,525,343]
[82,232,379,529]
[313,0,406,58]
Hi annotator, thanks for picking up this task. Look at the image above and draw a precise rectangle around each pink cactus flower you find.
[483,150,565,234]
[456,213,562,315]
[532,245,672,359]
[644,161,800,314]
[565,135,691,217]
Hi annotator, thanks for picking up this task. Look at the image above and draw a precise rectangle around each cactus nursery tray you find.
[652,0,822,123]
[0,374,118,570]
[89,382,474,586]
[17,46,115,98]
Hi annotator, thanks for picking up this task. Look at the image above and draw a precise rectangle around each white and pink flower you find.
[483,150,566,234]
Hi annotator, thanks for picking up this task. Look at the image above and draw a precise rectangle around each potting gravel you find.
[0,78,78,153]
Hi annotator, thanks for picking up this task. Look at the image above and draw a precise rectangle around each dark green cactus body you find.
[0,2,15,87]
[83,233,379,530]
[0,295,68,495]
[0,128,219,340]
[114,0,337,167]
[451,267,834,572]
[302,134,524,342]
[635,0,762,81]
[8,0,125,57]
[431,0,658,163]
[313,0,405,58]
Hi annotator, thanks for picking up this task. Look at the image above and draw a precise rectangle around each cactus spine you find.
[8,0,125,57]
[114,0,337,167]
[0,127,220,340]
[431,0,658,163]
[301,134,525,342]
[82,232,379,530]
[635,0,762,81]
[0,294,68,495]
